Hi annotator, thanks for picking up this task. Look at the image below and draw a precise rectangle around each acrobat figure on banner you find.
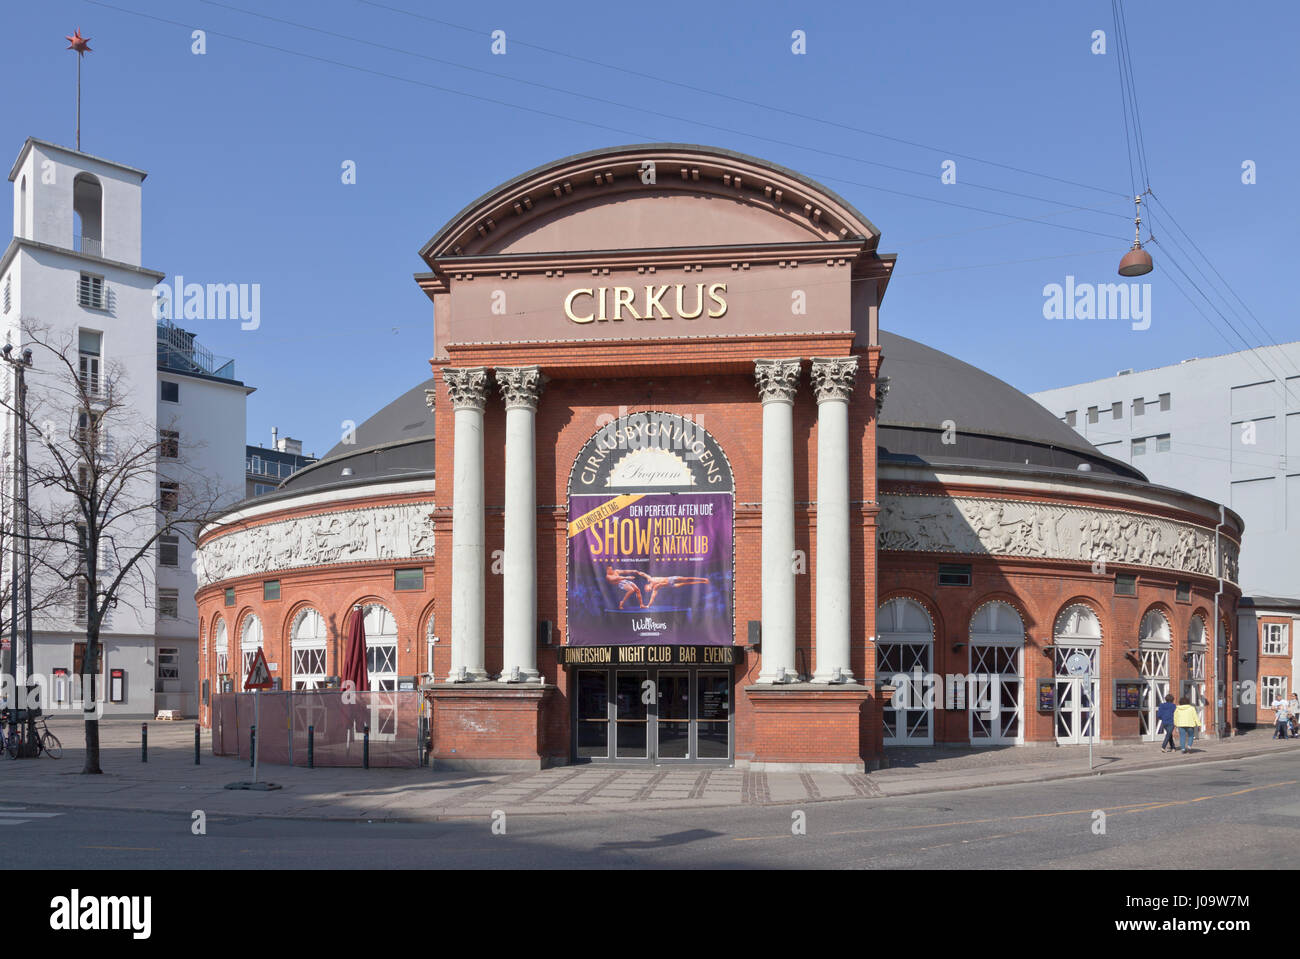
[605,566,646,609]
[637,571,710,607]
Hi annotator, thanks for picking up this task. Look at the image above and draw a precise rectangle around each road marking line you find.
[0,811,63,817]
[81,846,163,852]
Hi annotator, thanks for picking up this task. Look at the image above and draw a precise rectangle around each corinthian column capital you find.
[495,366,546,411]
[810,356,859,403]
[442,366,490,410]
[754,358,802,404]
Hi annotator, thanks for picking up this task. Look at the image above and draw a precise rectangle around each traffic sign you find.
[244,647,272,690]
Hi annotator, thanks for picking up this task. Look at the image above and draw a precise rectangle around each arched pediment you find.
[421,143,882,262]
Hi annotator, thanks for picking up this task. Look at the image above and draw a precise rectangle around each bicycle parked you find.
[1,709,61,759]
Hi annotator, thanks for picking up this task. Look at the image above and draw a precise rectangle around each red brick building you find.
[194,144,1243,771]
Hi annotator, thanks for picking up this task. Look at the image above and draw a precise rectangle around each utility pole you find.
[2,345,36,755]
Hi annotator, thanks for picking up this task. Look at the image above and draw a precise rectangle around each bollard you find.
[141,723,148,763]
[363,723,370,769]
[250,725,256,768]
[307,724,314,769]
[194,723,201,765]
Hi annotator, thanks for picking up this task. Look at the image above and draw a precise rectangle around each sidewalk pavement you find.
[2,717,1295,823]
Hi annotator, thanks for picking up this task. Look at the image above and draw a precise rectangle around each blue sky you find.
[2,0,1296,457]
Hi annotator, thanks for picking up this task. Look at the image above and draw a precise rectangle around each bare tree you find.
[0,324,228,773]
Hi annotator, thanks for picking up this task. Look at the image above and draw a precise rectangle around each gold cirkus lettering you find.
[707,282,727,317]
[676,283,705,319]
[565,288,595,324]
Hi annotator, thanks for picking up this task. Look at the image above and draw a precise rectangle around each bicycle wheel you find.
[41,731,62,759]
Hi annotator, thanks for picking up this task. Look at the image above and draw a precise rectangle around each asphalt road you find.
[3,750,1298,870]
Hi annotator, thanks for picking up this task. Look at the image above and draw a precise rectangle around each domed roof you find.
[278,378,435,493]
[878,330,1143,479]
[276,330,1142,495]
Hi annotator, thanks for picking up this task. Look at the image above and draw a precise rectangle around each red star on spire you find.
[66,28,92,55]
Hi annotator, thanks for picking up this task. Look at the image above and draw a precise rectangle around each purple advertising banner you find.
[568,492,733,646]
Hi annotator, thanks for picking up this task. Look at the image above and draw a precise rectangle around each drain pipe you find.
[1213,504,1229,739]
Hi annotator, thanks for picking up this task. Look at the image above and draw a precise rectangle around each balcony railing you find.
[76,235,103,258]
[157,319,236,381]
[246,456,304,480]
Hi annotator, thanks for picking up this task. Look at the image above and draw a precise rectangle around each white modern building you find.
[1,137,251,717]
[1031,343,1300,726]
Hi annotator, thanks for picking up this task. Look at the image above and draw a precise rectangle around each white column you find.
[810,356,858,683]
[442,366,490,682]
[754,359,802,683]
[496,366,545,683]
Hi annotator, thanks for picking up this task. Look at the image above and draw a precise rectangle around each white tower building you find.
[1,137,251,716]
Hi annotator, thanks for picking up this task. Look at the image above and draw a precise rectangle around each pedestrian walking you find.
[1156,693,1177,752]
[1173,697,1200,754]
[1289,692,1299,738]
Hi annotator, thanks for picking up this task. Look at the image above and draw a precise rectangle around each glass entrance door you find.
[576,670,610,759]
[696,671,731,759]
[615,670,649,759]
[572,666,732,764]
[656,671,691,759]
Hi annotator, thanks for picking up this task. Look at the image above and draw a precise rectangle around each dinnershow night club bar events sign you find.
[567,412,734,647]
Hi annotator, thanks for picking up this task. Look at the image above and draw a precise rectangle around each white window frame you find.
[1262,676,1288,708]
[290,607,328,690]
[362,604,399,692]
[214,620,229,678]
[239,614,263,691]
[1263,623,1290,656]
[79,329,103,397]
[159,588,179,619]
[77,272,105,310]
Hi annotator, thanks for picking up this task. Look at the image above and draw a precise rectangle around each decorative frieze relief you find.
[195,503,436,587]
[877,493,1239,583]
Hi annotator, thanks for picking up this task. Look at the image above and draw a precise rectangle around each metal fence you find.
[211,690,425,768]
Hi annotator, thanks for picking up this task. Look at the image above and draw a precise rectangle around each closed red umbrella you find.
[340,607,370,734]
[340,606,370,693]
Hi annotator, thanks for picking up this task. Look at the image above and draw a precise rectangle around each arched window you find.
[214,619,228,679]
[362,604,398,692]
[1137,610,1171,741]
[1052,604,1101,744]
[877,597,934,746]
[1185,615,1208,730]
[425,614,436,676]
[291,608,328,689]
[73,173,103,256]
[239,613,263,691]
[968,601,1025,744]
